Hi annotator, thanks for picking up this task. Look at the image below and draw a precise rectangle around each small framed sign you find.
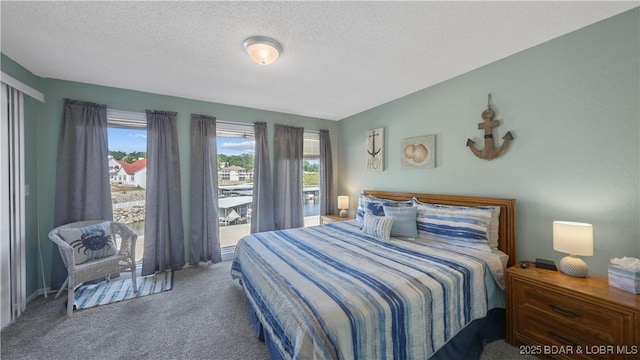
[366,127,384,171]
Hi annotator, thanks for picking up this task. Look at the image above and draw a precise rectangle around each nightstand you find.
[506,265,640,359]
[320,214,353,224]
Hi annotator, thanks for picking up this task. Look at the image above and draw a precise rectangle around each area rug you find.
[73,270,173,310]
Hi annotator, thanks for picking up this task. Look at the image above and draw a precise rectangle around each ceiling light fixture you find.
[244,36,282,65]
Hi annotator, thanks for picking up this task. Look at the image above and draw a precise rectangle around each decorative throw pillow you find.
[356,194,412,222]
[59,222,117,265]
[356,194,388,222]
[361,213,393,240]
[414,202,493,250]
[383,205,418,238]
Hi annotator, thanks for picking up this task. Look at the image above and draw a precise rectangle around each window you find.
[217,124,322,252]
[217,122,255,253]
[106,109,147,263]
[303,131,320,224]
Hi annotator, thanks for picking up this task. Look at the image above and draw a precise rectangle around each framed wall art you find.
[366,127,384,171]
[401,134,435,169]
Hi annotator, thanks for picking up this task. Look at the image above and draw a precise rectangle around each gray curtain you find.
[273,124,304,230]
[51,99,113,289]
[250,122,275,233]
[189,114,221,265]
[142,110,185,276]
[319,129,335,215]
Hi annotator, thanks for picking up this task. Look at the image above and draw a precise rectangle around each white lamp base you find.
[559,255,588,278]
[339,209,347,218]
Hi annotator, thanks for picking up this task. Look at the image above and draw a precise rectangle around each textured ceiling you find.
[1,1,637,121]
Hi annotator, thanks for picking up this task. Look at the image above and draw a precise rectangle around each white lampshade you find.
[244,36,282,65]
[553,221,594,278]
[338,196,349,210]
[337,196,349,217]
[553,221,594,256]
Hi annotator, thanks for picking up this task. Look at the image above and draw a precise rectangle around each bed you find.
[231,190,516,360]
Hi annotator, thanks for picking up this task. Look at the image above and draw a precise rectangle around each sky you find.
[108,128,255,155]
[107,128,147,153]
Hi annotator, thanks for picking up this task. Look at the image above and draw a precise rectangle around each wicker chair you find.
[48,220,138,316]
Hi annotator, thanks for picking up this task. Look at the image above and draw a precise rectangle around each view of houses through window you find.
[107,119,322,262]
[108,127,147,263]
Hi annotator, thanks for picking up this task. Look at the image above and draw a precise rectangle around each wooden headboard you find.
[364,190,517,267]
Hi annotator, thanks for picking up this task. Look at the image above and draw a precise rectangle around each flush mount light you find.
[244,36,282,65]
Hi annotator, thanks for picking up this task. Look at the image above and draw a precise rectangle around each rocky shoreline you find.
[112,189,146,223]
[112,189,145,203]
[113,205,145,224]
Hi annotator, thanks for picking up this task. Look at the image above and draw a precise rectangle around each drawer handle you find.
[549,331,579,347]
[548,303,579,318]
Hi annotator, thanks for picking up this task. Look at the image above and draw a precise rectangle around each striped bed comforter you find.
[231,220,504,360]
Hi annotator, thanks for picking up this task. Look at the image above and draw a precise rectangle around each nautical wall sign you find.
[466,94,514,160]
[366,127,384,171]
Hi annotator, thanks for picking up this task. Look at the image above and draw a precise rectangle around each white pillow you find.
[59,222,117,265]
[479,206,500,250]
[362,213,394,241]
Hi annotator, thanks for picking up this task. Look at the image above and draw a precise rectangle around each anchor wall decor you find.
[366,127,384,171]
[466,94,514,160]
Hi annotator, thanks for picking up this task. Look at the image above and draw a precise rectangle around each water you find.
[304,200,319,216]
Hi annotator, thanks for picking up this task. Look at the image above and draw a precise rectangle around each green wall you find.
[1,54,338,297]
[337,9,640,277]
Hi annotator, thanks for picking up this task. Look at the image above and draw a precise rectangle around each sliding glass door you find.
[1,82,26,328]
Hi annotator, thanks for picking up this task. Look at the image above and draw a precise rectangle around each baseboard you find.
[26,286,53,303]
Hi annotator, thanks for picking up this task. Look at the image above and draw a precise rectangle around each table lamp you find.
[338,196,349,217]
[553,221,593,278]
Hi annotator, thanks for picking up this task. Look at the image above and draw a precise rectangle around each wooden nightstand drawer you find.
[516,310,618,360]
[516,303,626,347]
[514,280,629,344]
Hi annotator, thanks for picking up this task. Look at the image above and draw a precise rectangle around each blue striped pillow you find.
[362,213,394,240]
[415,203,493,250]
[413,198,500,250]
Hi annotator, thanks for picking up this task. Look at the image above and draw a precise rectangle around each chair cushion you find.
[59,222,117,265]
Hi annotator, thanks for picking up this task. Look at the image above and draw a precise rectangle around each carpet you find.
[73,270,173,310]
